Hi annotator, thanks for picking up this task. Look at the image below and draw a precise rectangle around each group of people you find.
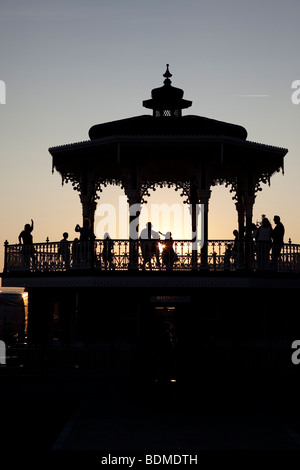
[17,218,98,269]
[252,215,285,268]
[139,222,178,271]
[17,217,125,270]
[55,220,115,269]
[18,215,285,271]
[224,215,285,270]
[59,220,179,270]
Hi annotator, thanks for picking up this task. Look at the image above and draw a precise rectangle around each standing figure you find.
[272,215,285,269]
[18,219,35,269]
[102,233,115,270]
[256,217,272,269]
[59,232,70,269]
[232,229,240,268]
[139,222,161,269]
[161,232,178,271]
[75,218,95,242]
[224,243,232,271]
[75,218,95,266]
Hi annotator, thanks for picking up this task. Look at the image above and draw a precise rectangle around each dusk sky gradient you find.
[1,0,300,272]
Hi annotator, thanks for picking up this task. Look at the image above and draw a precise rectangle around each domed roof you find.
[88,65,247,140]
[89,114,247,140]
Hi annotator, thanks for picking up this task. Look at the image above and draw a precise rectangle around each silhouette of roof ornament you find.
[163,63,172,83]
[143,64,192,117]
[88,64,248,140]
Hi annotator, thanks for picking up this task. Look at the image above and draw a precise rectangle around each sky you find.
[0,0,300,272]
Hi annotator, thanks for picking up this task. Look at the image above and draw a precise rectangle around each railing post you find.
[46,236,50,271]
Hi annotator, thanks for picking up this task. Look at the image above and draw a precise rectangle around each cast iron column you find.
[245,195,255,270]
[79,177,97,231]
[198,190,211,268]
[126,189,141,269]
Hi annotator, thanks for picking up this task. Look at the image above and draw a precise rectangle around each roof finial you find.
[163,64,172,79]
[163,64,172,86]
[142,64,192,116]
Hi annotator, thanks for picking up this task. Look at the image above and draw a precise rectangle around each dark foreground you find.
[1,371,300,467]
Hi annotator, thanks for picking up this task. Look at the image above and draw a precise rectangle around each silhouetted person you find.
[18,219,35,268]
[139,222,161,269]
[59,232,70,268]
[75,218,95,265]
[19,219,34,245]
[232,229,240,267]
[224,243,232,270]
[161,232,178,271]
[102,232,115,270]
[75,218,95,242]
[256,217,272,269]
[272,215,285,268]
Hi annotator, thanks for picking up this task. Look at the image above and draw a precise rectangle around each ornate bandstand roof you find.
[88,115,248,140]
[49,65,288,194]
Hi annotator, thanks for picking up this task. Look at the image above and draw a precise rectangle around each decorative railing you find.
[3,239,300,273]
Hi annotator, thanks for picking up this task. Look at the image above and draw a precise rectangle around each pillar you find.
[125,189,141,269]
[245,196,254,241]
[244,195,255,270]
[235,200,245,240]
[235,173,255,270]
[198,190,211,268]
[189,184,199,268]
[79,176,98,268]
[234,200,245,269]
[79,176,97,233]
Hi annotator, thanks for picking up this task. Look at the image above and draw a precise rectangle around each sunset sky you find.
[1,0,299,272]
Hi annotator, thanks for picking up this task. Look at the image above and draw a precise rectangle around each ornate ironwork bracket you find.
[61,173,124,202]
[211,177,238,201]
[254,173,271,197]
[139,180,192,204]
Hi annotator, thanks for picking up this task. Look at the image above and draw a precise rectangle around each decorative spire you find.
[142,64,192,117]
[163,64,172,85]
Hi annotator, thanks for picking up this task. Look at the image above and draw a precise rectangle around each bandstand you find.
[1,66,300,381]
[50,64,286,254]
